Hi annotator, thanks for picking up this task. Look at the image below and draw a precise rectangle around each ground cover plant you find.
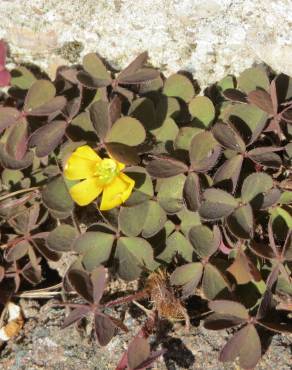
[0,39,291,369]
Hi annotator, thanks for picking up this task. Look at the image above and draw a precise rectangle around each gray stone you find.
[0,0,291,88]
[0,300,291,369]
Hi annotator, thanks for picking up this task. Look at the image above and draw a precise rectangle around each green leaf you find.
[142,201,167,238]
[202,263,230,300]
[217,75,235,91]
[174,127,203,151]
[68,112,97,142]
[128,97,157,131]
[106,117,146,146]
[222,103,268,145]
[116,237,154,281]
[276,274,292,296]
[163,74,195,102]
[124,166,153,206]
[157,231,193,263]
[199,188,238,220]
[177,208,201,236]
[151,117,179,145]
[189,225,221,258]
[156,96,181,124]
[189,96,215,128]
[119,202,149,237]
[279,191,292,205]
[10,66,36,90]
[241,173,273,203]
[83,53,112,82]
[42,176,74,219]
[227,204,254,239]
[237,67,270,93]
[139,75,163,93]
[270,207,292,231]
[47,225,77,252]
[189,131,221,172]
[73,231,115,271]
[1,168,24,188]
[157,174,186,213]
[24,80,56,113]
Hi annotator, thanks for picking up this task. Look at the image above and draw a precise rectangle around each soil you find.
[0,295,291,370]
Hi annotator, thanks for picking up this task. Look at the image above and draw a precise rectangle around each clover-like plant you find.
[204,295,292,369]
[0,42,291,370]
[62,266,128,346]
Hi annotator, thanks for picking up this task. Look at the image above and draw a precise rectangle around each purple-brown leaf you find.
[219,324,262,369]
[29,120,67,157]
[0,107,20,133]
[91,266,107,304]
[62,306,91,328]
[147,157,188,178]
[204,312,245,330]
[68,269,93,303]
[94,313,117,346]
[248,89,274,115]
[223,89,247,103]
[209,300,249,320]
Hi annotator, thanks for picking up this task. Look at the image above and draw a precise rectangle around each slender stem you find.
[104,290,149,308]
[71,211,81,234]
[188,310,212,320]
[0,187,39,202]
[96,207,111,226]
[1,235,28,250]
[132,300,153,317]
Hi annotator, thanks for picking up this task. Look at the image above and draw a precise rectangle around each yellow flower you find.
[64,145,135,210]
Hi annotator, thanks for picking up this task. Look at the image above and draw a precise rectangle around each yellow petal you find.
[69,177,103,206]
[116,160,125,171]
[64,145,101,180]
[74,145,101,161]
[100,173,135,210]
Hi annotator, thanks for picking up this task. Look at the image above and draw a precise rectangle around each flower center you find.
[94,158,118,184]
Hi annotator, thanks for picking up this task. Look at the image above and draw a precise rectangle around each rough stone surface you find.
[0,0,292,87]
[0,299,291,370]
